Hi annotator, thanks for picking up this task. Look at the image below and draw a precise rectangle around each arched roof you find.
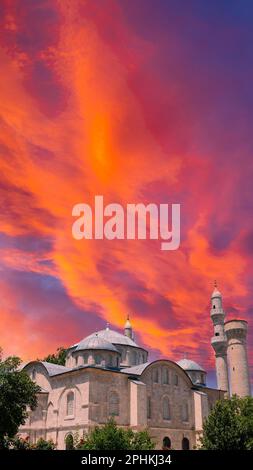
[122,359,193,386]
[22,361,71,376]
[177,358,206,372]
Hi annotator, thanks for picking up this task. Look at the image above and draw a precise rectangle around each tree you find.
[10,436,31,450]
[33,437,55,450]
[77,418,155,450]
[41,347,67,366]
[9,436,55,450]
[200,396,253,450]
[0,349,40,449]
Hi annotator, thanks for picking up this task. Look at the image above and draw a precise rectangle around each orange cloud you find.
[0,0,252,386]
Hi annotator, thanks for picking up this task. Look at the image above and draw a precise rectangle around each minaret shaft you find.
[215,353,229,392]
[210,285,229,395]
[225,320,251,397]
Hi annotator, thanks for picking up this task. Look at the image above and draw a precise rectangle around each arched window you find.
[95,354,101,365]
[66,391,74,416]
[162,397,171,420]
[109,355,113,366]
[182,402,189,422]
[32,368,36,380]
[191,372,196,382]
[182,437,190,450]
[83,354,88,364]
[153,368,159,383]
[147,396,151,419]
[65,433,74,450]
[162,368,169,384]
[108,391,119,416]
[132,351,137,365]
[162,436,171,450]
[173,373,178,386]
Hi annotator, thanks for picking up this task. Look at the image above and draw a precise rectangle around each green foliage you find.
[41,347,67,366]
[10,436,31,450]
[200,395,253,450]
[77,418,155,450]
[0,349,40,449]
[33,437,56,450]
[8,436,55,450]
[130,428,155,450]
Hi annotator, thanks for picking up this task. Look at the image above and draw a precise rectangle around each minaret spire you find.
[210,283,229,395]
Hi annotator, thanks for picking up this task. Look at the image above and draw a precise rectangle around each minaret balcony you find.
[210,312,225,325]
[211,335,227,354]
[210,308,224,317]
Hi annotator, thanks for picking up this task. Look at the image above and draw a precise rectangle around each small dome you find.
[75,335,119,353]
[177,358,206,372]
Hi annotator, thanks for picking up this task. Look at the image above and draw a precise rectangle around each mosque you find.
[19,285,251,449]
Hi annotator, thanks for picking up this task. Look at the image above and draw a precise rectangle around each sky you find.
[0,0,253,389]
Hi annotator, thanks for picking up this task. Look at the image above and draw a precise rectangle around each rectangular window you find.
[153,369,159,383]
[147,397,151,419]
[163,397,171,420]
[162,368,169,384]
[182,403,189,422]
[66,392,74,416]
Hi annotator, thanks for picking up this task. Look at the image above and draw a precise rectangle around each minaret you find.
[224,319,251,397]
[210,282,229,394]
[124,315,133,339]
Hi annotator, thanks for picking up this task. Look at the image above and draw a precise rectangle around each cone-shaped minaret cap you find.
[211,280,222,298]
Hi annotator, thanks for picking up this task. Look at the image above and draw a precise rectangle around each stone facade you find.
[19,316,225,450]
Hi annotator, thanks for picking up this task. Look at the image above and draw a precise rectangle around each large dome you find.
[74,335,119,353]
[83,327,141,348]
[177,358,206,372]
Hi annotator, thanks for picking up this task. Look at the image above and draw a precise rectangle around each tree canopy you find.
[41,347,67,366]
[201,395,253,450]
[9,436,55,450]
[0,349,40,449]
[77,418,155,450]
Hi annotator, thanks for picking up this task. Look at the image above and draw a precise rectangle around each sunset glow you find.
[0,0,252,388]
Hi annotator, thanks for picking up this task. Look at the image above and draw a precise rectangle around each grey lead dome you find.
[83,327,141,348]
[177,358,206,372]
[74,335,119,353]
